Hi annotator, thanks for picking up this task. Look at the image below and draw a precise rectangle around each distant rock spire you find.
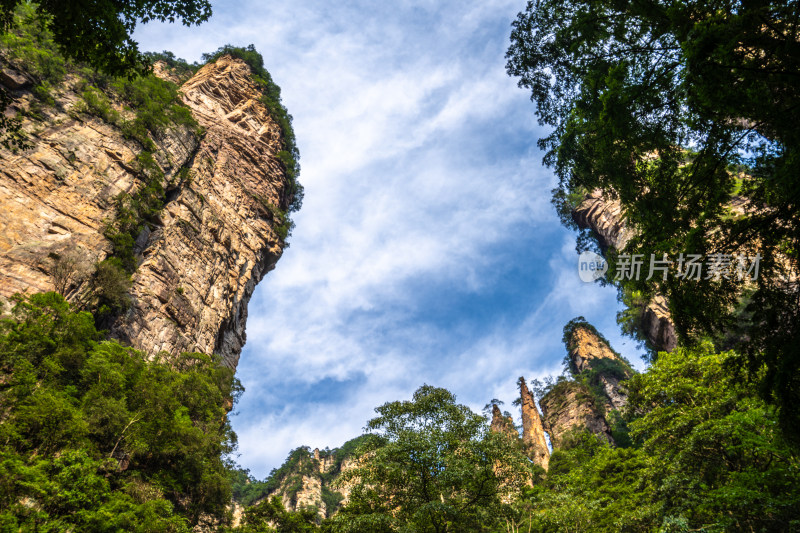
[490,404,520,439]
[518,378,550,470]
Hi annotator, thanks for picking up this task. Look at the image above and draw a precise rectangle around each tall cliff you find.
[573,190,677,352]
[0,55,295,369]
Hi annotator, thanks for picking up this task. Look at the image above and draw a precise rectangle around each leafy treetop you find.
[0,0,212,77]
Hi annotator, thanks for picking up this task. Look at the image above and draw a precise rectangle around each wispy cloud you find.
[135,0,644,477]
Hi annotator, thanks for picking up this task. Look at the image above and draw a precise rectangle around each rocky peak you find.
[518,378,550,470]
[0,55,294,369]
[568,325,623,374]
[112,56,291,368]
[490,404,520,440]
[567,325,632,412]
[539,381,613,448]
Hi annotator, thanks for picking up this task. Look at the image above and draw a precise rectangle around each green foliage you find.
[616,286,652,351]
[235,496,320,533]
[507,0,800,441]
[102,155,195,276]
[102,152,166,272]
[511,345,800,532]
[89,258,132,323]
[0,2,66,150]
[0,292,242,529]
[201,44,303,214]
[81,84,120,124]
[0,0,211,78]
[625,345,800,530]
[80,72,200,151]
[143,50,198,82]
[0,4,66,86]
[328,385,530,532]
[250,194,295,242]
[112,74,199,139]
[0,0,210,148]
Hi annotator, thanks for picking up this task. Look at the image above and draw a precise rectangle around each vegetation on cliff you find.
[507,0,800,440]
[514,345,800,532]
[0,0,211,77]
[0,293,241,530]
[0,0,211,150]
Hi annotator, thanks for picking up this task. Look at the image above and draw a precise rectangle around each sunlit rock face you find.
[537,323,636,449]
[539,381,613,448]
[490,404,520,440]
[567,326,633,412]
[518,378,550,470]
[0,56,292,369]
[572,190,678,352]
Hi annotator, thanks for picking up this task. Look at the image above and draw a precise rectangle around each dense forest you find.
[2,294,797,531]
[1,0,799,531]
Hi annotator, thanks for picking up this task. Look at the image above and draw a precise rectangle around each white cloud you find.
[135,0,644,478]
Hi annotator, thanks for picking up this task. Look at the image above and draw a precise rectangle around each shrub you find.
[0,293,241,529]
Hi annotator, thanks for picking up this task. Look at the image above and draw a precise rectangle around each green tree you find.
[626,344,800,531]
[328,385,530,533]
[0,292,241,529]
[235,496,320,533]
[506,0,800,442]
[0,0,211,77]
[511,345,800,532]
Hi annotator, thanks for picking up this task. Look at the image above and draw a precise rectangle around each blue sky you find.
[135,0,645,478]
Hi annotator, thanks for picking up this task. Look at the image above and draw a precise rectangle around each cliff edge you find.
[0,54,297,369]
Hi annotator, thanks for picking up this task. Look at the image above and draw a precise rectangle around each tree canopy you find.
[507,0,800,441]
[0,293,241,530]
[514,344,800,531]
[327,385,530,533]
[0,0,212,76]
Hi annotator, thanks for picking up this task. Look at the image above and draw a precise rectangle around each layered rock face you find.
[540,381,613,448]
[518,378,550,470]
[567,326,632,412]
[0,76,196,302]
[573,190,677,352]
[0,56,292,369]
[113,57,289,368]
